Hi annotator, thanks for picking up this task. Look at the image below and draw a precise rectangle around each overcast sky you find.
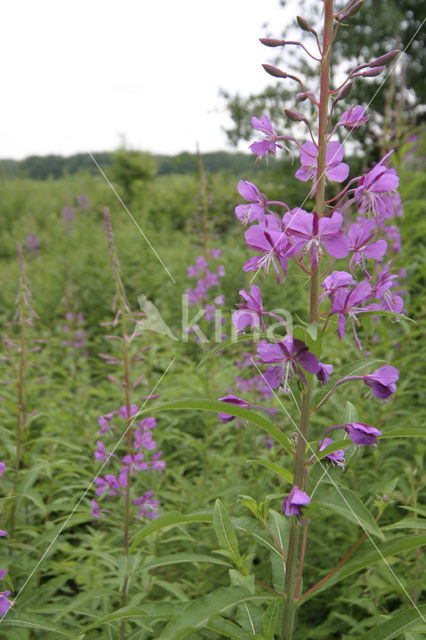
[1,0,299,159]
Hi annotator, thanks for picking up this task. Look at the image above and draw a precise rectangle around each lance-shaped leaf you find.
[313,485,384,539]
[131,510,213,551]
[214,499,241,563]
[137,398,293,455]
[158,586,274,640]
[357,604,426,640]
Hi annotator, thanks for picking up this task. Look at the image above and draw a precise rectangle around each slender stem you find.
[297,532,367,602]
[311,375,363,413]
[119,285,133,640]
[11,286,26,540]
[295,523,308,596]
[281,3,334,637]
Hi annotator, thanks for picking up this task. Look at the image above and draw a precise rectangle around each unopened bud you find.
[262,64,288,79]
[285,108,306,122]
[361,66,385,77]
[260,38,286,47]
[338,0,365,21]
[296,16,313,32]
[334,81,353,103]
[368,50,400,67]
[297,92,308,102]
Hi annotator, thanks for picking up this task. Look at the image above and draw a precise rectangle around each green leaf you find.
[300,534,426,602]
[158,586,274,640]
[357,605,426,640]
[207,616,261,639]
[380,427,425,438]
[140,398,293,455]
[232,516,283,559]
[263,600,281,640]
[214,499,241,563]
[1,613,74,637]
[381,518,426,531]
[141,553,231,571]
[197,333,269,368]
[248,459,293,484]
[236,601,264,635]
[314,485,384,539]
[130,510,213,552]
[78,606,148,633]
[344,400,359,423]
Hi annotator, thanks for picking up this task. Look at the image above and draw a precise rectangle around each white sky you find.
[0,0,297,159]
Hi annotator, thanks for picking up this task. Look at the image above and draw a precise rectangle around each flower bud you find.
[334,81,353,103]
[297,92,308,102]
[338,0,365,21]
[361,66,385,77]
[367,50,400,67]
[260,38,286,47]
[296,15,313,32]
[262,64,288,79]
[285,108,306,122]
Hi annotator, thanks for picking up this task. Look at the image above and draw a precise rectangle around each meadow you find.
[1,3,425,639]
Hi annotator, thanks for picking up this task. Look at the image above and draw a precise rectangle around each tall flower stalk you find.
[282,2,333,635]
[219,1,404,637]
[96,209,164,640]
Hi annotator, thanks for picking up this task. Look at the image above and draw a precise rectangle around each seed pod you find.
[262,64,288,79]
[259,38,286,47]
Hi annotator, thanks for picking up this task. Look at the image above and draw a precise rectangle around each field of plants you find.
[1,1,425,639]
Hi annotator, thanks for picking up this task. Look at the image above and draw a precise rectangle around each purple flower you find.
[354,152,399,221]
[235,180,268,225]
[94,474,120,497]
[77,194,89,209]
[250,114,281,158]
[90,498,110,520]
[232,286,264,333]
[134,490,160,519]
[318,438,345,468]
[316,363,333,385]
[332,280,372,349]
[119,404,139,419]
[344,422,382,446]
[134,428,156,451]
[121,453,148,473]
[137,417,157,430]
[0,463,5,478]
[98,413,117,435]
[348,219,387,275]
[152,450,166,472]
[295,141,349,186]
[26,233,40,254]
[94,441,111,462]
[320,270,354,302]
[258,335,319,391]
[338,105,369,130]
[217,395,250,423]
[243,216,290,282]
[0,571,12,616]
[211,248,221,259]
[282,485,310,518]
[364,365,399,399]
[370,262,404,313]
[284,210,349,265]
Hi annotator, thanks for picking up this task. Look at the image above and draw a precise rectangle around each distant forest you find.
[0,150,264,180]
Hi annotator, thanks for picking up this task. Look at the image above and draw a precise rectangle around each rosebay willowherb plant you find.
[130,2,425,639]
[95,208,165,639]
